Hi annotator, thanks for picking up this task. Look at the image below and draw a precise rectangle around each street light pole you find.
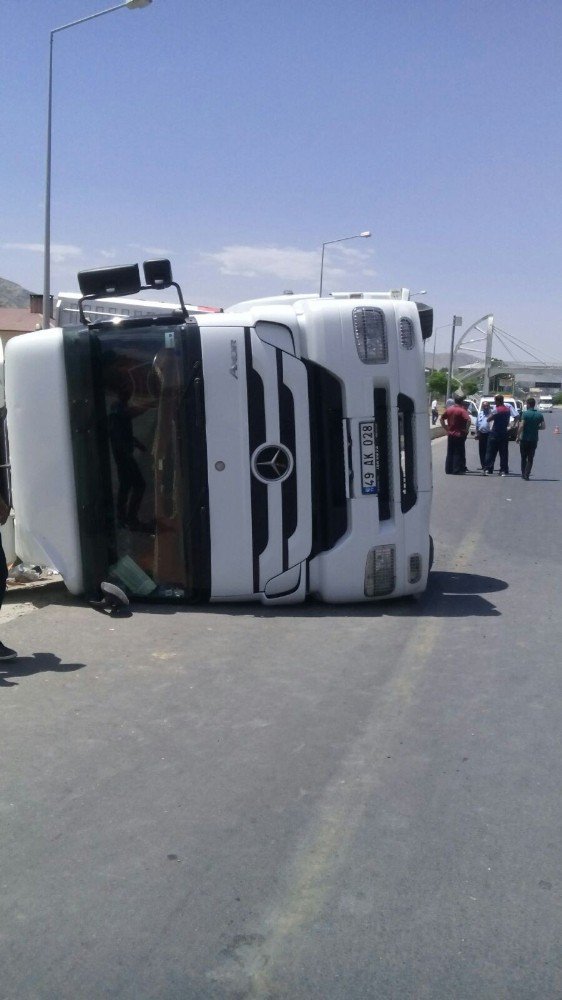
[446,315,463,400]
[483,314,494,394]
[429,322,455,373]
[42,0,152,329]
[43,30,54,330]
[319,231,371,297]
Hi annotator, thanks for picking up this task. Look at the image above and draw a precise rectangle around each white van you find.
[538,395,553,413]
[4,262,434,605]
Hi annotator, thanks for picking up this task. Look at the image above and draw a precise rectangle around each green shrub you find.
[427,371,448,395]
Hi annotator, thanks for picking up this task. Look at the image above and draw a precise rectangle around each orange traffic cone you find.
[554,425,560,435]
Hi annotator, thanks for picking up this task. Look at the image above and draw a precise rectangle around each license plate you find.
[359,421,377,495]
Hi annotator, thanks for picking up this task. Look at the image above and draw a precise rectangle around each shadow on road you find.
[425,570,507,594]
[5,572,506,623]
[128,570,506,620]
[0,652,85,689]
[413,570,506,618]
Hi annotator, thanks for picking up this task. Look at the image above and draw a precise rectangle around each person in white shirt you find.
[475,399,492,469]
[431,399,439,425]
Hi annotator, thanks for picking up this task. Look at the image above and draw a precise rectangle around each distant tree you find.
[462,379,479,396]
[553,391,562,405]
[427,370,448,395]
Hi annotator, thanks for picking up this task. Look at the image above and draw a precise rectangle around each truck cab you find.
[4,261,433,605]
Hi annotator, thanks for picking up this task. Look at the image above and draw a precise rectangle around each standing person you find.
[431,399,439,425]
[0,492,17,661]
[461,400,472,471]
[440,390,471,474]
[507,399,520,427]
[516,397,545,479]
[483,393,511,476]
[475,399,492,469]
[108,387,147,530]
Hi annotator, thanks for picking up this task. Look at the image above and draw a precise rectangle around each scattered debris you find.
[7,563,57,586]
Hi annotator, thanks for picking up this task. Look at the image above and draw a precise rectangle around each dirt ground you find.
[3,576,74,625]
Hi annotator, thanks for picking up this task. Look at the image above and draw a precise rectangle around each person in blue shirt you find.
[516,397,545,479]
[483,394,511,476]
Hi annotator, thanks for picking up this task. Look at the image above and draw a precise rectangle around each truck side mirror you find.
[415,303,433,341]
[78,264,141,298]
[143,259,173,289]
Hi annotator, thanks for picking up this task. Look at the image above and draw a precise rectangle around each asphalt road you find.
[1,415,561,999]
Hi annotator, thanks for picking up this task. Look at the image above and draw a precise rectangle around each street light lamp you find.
[319,230,371,298]
[42,0,152,328]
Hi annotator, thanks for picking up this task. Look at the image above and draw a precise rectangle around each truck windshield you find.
[94,322,209,600]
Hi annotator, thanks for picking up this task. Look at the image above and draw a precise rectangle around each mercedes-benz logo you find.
[251,443,294,484]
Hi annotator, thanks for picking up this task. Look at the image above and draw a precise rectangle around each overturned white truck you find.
[3,260,433,604]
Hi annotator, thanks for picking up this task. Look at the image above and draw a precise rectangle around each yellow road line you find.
[209,525,484,997]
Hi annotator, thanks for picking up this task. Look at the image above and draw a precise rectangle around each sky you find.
[1,0,562,361]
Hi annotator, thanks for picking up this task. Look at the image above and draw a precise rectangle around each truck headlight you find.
[352,307,388,364]
[364,544,395,597]
[399,317,415,350]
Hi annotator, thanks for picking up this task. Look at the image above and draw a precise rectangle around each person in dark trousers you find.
[461,399,472,471]
[516,397,545,479]
[475,399,492,469]
[0,493,17,661]
[483,393,511,476]
[108,388,147,530]
[440,390,472,474]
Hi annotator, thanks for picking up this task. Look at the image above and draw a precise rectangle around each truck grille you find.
[245,331,300,592]
[305,360,347,556]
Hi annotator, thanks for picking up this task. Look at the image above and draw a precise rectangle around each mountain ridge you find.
[429,351,480,370]
[0,277,30,309]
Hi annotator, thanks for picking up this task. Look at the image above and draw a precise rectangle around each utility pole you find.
[483,314,494,394]
[446,315,463,399]
[42,0,153,329]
